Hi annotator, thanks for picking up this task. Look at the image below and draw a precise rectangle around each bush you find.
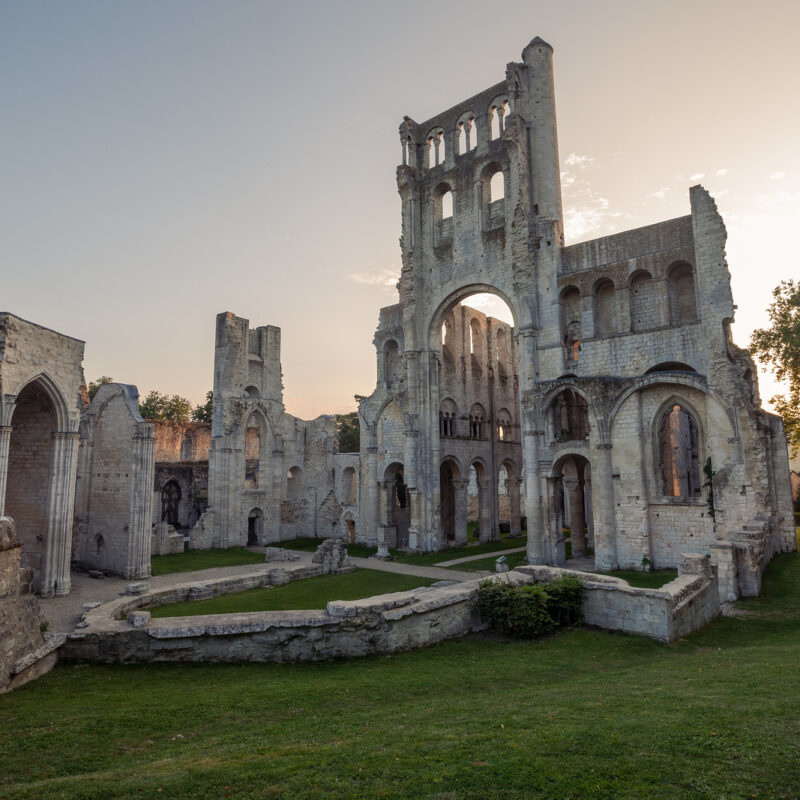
[477,576,583,639]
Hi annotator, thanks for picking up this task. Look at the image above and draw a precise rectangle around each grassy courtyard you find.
[150,569,436,617]
[2,549,800,798]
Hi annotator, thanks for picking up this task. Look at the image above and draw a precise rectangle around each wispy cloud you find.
[561,153,621,241]
[649,187,671,200]
[689,172,705,181]
[345,268,398,289]
[771,171,788,180]
[755,191,800,207]
[715,168,728,176]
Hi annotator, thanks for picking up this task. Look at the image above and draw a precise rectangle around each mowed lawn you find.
[150,569,436,617]
[2,554,800,799]
[151,547,264,576]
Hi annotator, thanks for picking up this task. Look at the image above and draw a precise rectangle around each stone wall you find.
[73,384,154,579]
[152,421,212,463]
[61,559,720,666]
[0,517,62,693]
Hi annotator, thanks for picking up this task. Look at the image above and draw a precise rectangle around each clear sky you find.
[1,0,798,418]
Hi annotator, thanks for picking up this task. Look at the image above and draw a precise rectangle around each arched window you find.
[456,113,477,155]
[432,183,454,247]
[161,480,181,526]
[287,466,303,500]
[244,385,260,398]
[667,262,698,326]
[551,389,589,442]
[496,327,509,379]
[180,430,195,461]
[342,467,357,505]
[496,408,512,441]
[469,317,481,355]
[659,403,701,498]
[489,97,510,140]
[426,128,445,168]
[561,287,581,362]
[383,339,399,388]
[593,279,616,338]
[439,398,458,438]
[629,270,655,332]
[480,163,505,231]
[469,403,486,439]
[490,171,504,203]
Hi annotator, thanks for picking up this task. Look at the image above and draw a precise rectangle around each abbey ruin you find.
[1,36,796,687]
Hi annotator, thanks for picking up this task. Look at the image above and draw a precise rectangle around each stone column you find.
[565,476,586,558]
[508,477,522,537]
[127,423,155,579]
[42,431,80,596]
[453,479,469,546]
[0,426,12,516]
[592,443,618,571]
[477,478,492,542]
[524,431,545,564]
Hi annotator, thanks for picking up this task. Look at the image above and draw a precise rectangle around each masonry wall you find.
[0,517,51,693]
[74,384,154,579]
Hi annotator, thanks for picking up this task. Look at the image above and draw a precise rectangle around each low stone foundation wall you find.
[60,558,720,665]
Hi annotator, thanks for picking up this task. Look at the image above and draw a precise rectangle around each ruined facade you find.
[73,383,154,579]
[357,36,795,597]
[199,312,355,548]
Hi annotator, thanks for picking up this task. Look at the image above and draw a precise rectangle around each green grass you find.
[150,547,264,576]
[454,550,529,573]
[5,553,800,798]
[277,534,527,567]
[604,569,679,589]
[277,537,378,559]
[150,569,436,617]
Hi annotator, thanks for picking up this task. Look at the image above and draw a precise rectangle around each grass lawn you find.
[150,569,436,617]
[277,534,527,567]
[604,568,679,589]
[3,556,800,797]
[150,547,264,576]
[453,550,529,573]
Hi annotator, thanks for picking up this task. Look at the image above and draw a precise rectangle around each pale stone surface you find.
[74,383,154,579]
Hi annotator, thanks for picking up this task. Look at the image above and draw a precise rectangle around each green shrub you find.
[477,576,583,638]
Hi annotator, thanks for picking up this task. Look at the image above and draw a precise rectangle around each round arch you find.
[427,283,521,351]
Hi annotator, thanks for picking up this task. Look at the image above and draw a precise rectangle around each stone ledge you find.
[11,632,67,676]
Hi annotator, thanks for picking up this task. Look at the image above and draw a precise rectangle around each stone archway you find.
[3,376,78,595]
[550,453,592,566]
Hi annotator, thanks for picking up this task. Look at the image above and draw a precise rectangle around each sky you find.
[1,0,798,419]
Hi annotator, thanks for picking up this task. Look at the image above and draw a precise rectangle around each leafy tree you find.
[87,376,114,400]
[139,390,193,422]
[192,391,213,423]
[750,279,800,456]
[335,411,360,453]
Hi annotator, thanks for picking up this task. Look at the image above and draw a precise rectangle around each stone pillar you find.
[508,477,522,537]
[477,478,492,542]
[42,431,80,596]
[0,426,11,517]
[565,476,586,558]
[453,479,469,546]
[593,443,618,571]
[524,431,545,564]
[127,425,155,579]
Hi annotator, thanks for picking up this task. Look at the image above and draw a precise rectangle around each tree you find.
[192,391,213,422]
[335,411,360,453]
[750,279,800,456]
[139,390,193,422]
[87,376,114,400]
